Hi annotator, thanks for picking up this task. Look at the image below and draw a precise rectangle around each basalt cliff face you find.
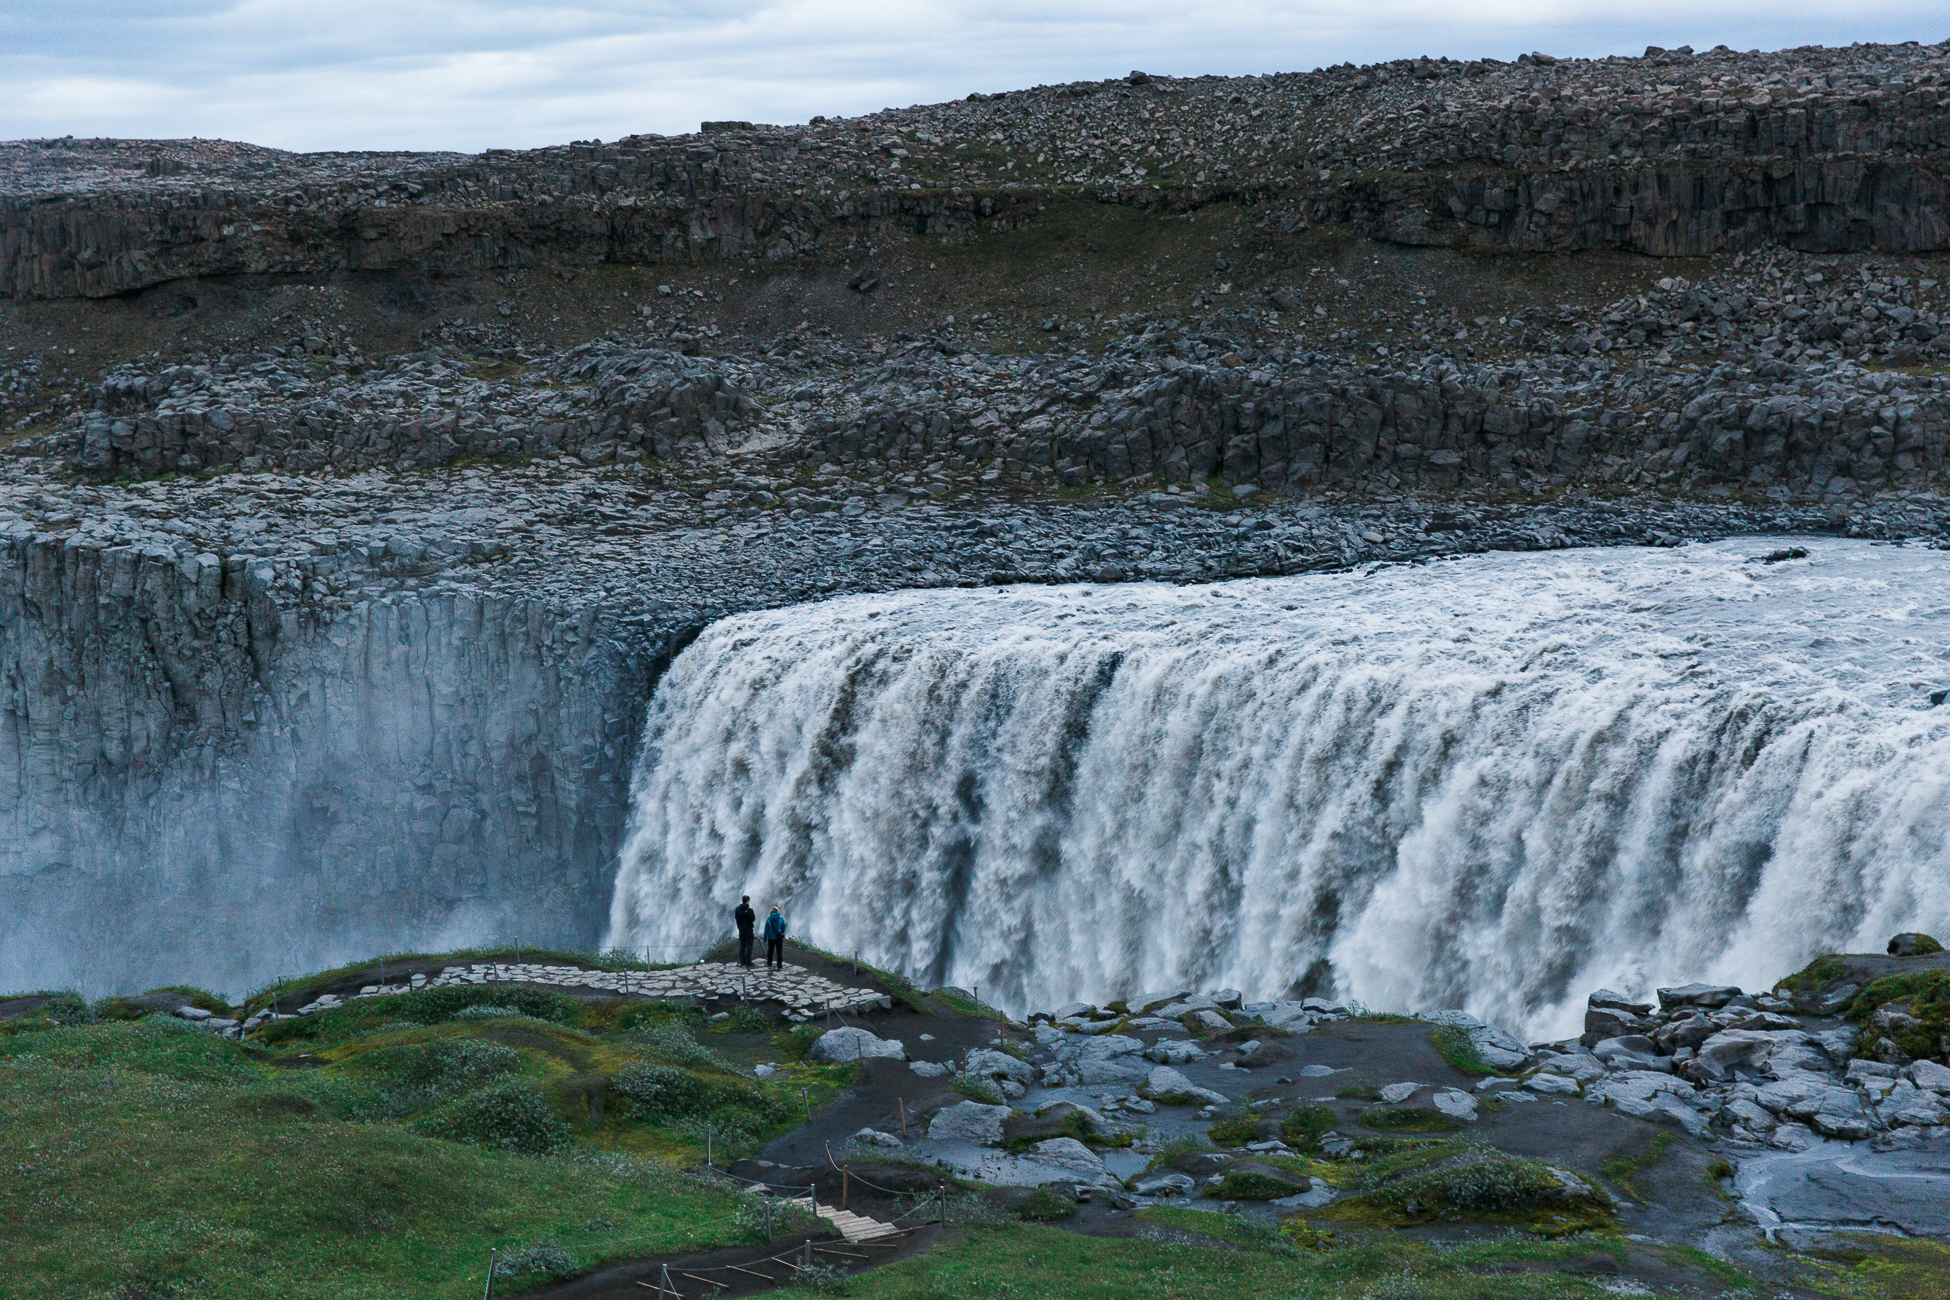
[4,39,1950,998]
[0,530,667,996]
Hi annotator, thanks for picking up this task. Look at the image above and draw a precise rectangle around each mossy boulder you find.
[1215,1159,1311,1201]
[1004,1102,1096,1150]
[1340,1150,1608,1225]
[1850,970,1950,1064]
[1889,933,1945,958]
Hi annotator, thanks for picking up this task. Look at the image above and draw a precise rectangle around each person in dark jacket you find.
[734,896,757,968]
[762,907,787,970]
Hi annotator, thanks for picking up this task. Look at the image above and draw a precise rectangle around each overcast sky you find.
[3,1,1943,153]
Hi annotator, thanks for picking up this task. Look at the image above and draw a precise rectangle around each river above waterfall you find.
[606,539,1950,1038]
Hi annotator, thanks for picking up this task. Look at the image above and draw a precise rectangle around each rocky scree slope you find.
[6,40,1950,303]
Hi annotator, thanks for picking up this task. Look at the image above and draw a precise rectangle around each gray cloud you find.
[3,0,1943,152]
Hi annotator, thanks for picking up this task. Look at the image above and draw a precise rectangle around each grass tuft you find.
[1429,1024,1498,1075]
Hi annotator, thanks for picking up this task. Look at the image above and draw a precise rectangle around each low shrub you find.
[1358,1153,1603,1222]
[491,1241,577,1280]
[1281,1103,1337,1152]
[258,986,583,1046]
[347,1037,522,1114]
[1206,1111,1258,1147]
[611,1062,795,1152]
[1216,1166,1307,1201]
[1361,1107,1462,1134]
[710,1005,772,1034]
[453,1004,522,1020]
[632,1023,735,1071]
[1018,1186,1079,1220]
[612,1063,712,1121]
[774,1023,825,1062]
[414,1079,569,1154]
[797,1261,855,1294]
[1334,1080,1382,1101]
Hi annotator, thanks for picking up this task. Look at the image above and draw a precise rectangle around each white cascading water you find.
[606,540,1950,1039]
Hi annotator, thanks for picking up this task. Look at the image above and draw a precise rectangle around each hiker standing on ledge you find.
[734,895,757,969]
[763,906,788,970]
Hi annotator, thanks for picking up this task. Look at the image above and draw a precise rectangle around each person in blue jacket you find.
[762,906,788,970]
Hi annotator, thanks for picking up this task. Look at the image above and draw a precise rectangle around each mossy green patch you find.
[1216,1165,1310,1201]
[0,1041,754,1299]
[1326,1151,1609,1232]
[1138,1206,1296,1253]
[1847,970,1950,1062]
[1780,953,1849,998]
[1431,1023,1498,1075]
[1601,1132,1674,1201]
[1815,1235,1950,1300]
[1361,1107,1462,1134]
[1654,1243,1759,1291]
[1280,1104,1337,1153]
[1205,1110,1259,1147]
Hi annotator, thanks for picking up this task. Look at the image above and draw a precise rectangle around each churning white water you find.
[606,540,1950,1038]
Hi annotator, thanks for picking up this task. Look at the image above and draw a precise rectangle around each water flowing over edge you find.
[606,541,1950,1039]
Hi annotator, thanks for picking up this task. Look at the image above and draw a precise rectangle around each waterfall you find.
[606,540,1950,1038]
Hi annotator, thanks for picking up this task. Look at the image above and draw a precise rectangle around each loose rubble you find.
[874,934,1949,1206]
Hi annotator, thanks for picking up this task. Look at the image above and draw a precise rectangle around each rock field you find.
[4,39,1950,997]
[781,940,1950,1247]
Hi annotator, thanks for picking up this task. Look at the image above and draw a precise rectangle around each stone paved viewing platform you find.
[273,960,893,1025]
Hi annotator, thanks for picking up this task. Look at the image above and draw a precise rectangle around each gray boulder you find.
[1908,1059,1950,1093]
[1130,1171,1195,1197]
[1657,983,1743,1010]
[965,1048,1035,1083]
[926,1100,1011,1145]
[1025,1137,1105,1176]
[909,1060,951,1078]
[810,1027,906,1063]
[1145,1065,1228,1105]
[1687,1029,1778,1082]
[1132,989,1193,1013]
[1583,1004,1650,1045]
